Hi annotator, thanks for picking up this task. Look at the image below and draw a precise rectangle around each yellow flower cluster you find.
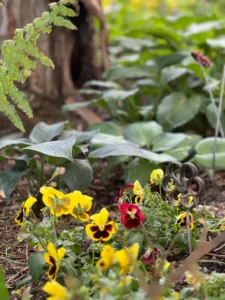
[96,243,139,274]
[40,187,93,221]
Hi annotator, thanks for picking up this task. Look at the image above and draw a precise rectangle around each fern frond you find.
[0,0,77,131]
[0,97,24,131]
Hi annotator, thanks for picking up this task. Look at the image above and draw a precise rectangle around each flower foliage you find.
[13,167,211,299]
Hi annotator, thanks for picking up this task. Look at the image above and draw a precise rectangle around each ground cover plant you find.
[2,0,225,300]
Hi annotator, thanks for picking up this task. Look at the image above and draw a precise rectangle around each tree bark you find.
[1,0,101,102]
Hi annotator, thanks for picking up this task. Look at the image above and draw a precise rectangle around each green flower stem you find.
[200,64,224,138]
[212,65,225,193]
[92,248,95,265]
[39,155,46,189]
[60,216,66,229]
[186,210,192,254]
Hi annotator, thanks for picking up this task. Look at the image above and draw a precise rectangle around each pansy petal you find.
[57,247,66,260]
[47,243,58,261]
[90,208,109,227]
[24,196,37,216]
[40,186,65,207]
[50,205,63,216]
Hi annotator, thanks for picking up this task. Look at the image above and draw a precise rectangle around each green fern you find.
[0,0,77,131]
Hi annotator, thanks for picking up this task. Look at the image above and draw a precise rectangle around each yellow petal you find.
[50,205,63,216]
[85,224,100,241]
[57,247,66,261]
[90,208,109,227]
[80,195,93,211]
[71,210,90,222]
[133,180,143,196]
[47,243,58,262]
[150,169,164,184]
[44,253,54,265]
[24,196,37,216]
[40,186,65,207]
[43,280,68,299]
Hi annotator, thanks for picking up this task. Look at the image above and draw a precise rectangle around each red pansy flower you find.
[119,203,144,229]
[114,184,134,202]
[141,247,161,265]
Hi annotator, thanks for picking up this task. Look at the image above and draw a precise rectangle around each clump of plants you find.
[10,167,225,299]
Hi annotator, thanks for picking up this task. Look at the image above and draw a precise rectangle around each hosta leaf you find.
[102,89,139,103]
[125,158,159,186]
[59,130,97,144]
[89,143,176,163]
[157,92,202,130]
[23,137,77,161]
[195,137,225,169]
[83,80,121,89]
[151,133,187,152]
[0,166,30,202]
[0,138,32,150]
[160,66,190,84]
[124,121,163,147]
[104,65,152,80]
[29,121,65,143]
[91,133,129,147]
[89,122,123,136]
[62,160,93,192]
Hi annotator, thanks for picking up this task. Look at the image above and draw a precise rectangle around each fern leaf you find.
[0,98,24,131]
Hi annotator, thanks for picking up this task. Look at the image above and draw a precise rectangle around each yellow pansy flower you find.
[70,191,93,222]
[24,196,37,216]
[86,208,118,242]
[44,242,66,280]
[40,186,74,216]
[176,212,194,230]
[150,169,164,185]
[133,180,143,196]
[96,245,115,272]
[116,243,139,274]
[176,193,193,205]
[15,196,37,226]
[43,280,69,300]
[134,195,144,204]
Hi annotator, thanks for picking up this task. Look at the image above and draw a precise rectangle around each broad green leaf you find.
[91,133,129,147]
[89,122,123,136]
[89,143,176,163]
[0,138,32,150]
[206,103,225,130]
[23,137,77,161]
[160,66,190,84]
[125,158,159,186]
[104,65,152,80]
[157,92,202,130]
[62,159,93,192]
[62,98,106,112]
[28,253,45,281]
[83,80,121,89]
[0,166,30,202]
[152,133,187,152]
[124,121,163,147]
[29,121,65,143]
[206,36,225,48]
[185,20,223,36]
[195,137,225,168]
[0,268,9,300]
[59,130,97,144]
[102,89,139,102]
[155,53,186,70]
[114,37,154,52]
